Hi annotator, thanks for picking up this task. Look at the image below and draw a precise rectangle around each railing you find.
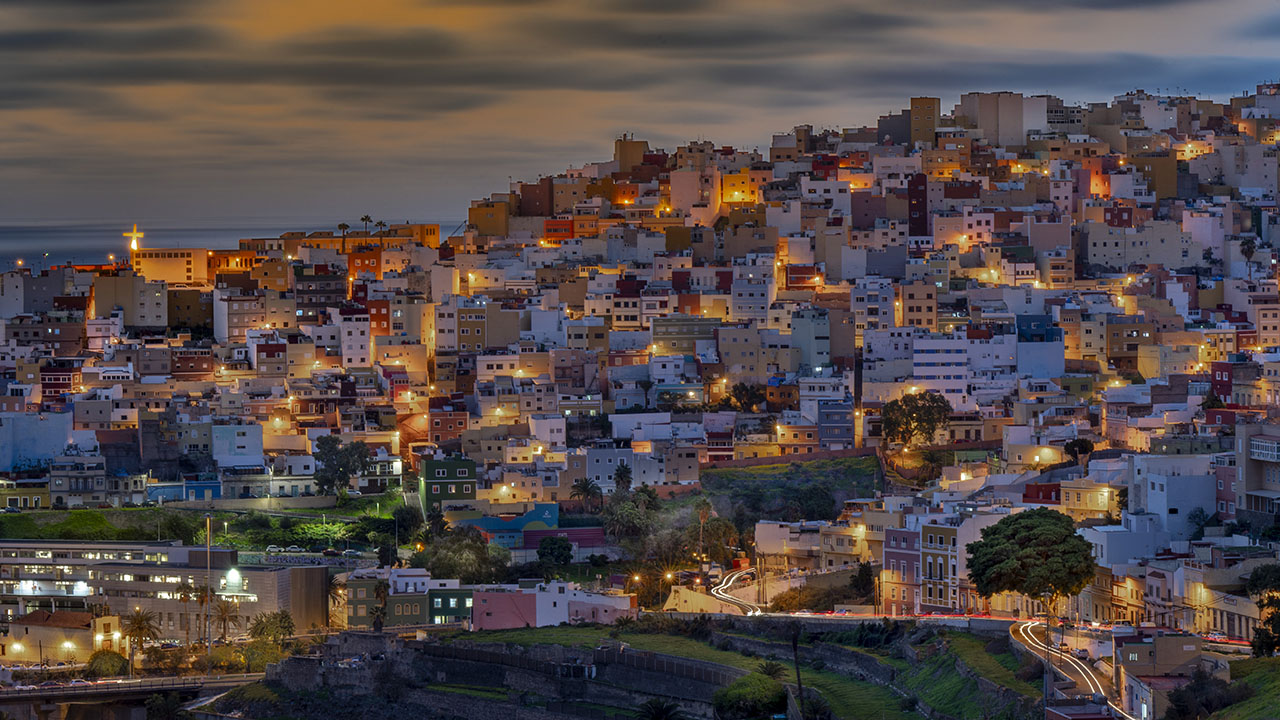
[0,673,263,701]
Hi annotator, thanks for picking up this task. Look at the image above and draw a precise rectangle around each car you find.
[342,549,361,557]
[67,679,92,687]
[37,681,64,688]
[1204,632,1227,642]
[1074,648,1090,660]
[1,507,18,514]
[347,490,362,497]
[322,548,340,557]
[265,545,283,553]
[11,685,35,691]
[285,545,305,553]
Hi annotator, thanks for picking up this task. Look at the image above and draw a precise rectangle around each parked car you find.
[285,545,305,553]
[67,679,92,687]
[1204,632,1227,642]
[347,490,362,497]
[322,548,340,557]
[341,549,361,557]
[37,681,63,688]
[1,507,18,514]
[265,545,283,553]
[1074,648,1090,660]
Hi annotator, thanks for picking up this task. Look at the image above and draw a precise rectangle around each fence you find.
[590,648,745,687]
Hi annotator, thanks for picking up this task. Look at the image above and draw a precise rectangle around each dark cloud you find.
[532,8,924,58]
[0,0,222,23]
[0,26,227,54]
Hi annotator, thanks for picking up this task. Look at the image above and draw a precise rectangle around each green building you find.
[418,454,478,514]
[345,569,472,629]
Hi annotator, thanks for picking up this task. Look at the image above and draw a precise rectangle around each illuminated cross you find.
[123,224,144,251]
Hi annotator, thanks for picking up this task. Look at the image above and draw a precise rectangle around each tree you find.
[212,599,242,641]
[369,604,388,633]
[788,621,806,719]
[756,660,787,680]
[313,436,372,495]
[337,222,349,239]
[968,509,1094,606]
[372,579,390,632]
[570,478,603,514]
[86,649,128,678]
[1162,669,1254,719]
[360,214,372,235]
[636,698,686,720]
[408,527,507,584]
[375,220,388,236]
[537,535,574,566]
[880,391,952,448]
[613,462,633,494]
[1241,236,1257,281]
[327,574,346,629]
[1063,438,1094,466]
[122,608,160,677]
[392,503,423,545]
[728,382,766,412]
[144,692,192,720]
[1246,563,1280,656]
[248,610,295,646]
[850,560,875,601]
[174,580,195,648]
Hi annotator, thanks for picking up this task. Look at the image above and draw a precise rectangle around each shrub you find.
[713,674,786,720]
[85,649,128,678]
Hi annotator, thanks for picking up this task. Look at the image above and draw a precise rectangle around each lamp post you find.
[204,513,211,677]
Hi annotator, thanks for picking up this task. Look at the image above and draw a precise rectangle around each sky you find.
[3,0,1280,231]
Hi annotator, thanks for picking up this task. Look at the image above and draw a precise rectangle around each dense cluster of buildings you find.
[4,85,1280,704]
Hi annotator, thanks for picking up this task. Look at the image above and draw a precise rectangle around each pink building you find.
[471,589,538,630]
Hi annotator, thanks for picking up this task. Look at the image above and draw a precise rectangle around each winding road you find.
[1013,621,1137,720]
[710,568,763,615]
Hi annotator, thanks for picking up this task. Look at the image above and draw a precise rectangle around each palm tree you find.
[326,574,346,629]
[369,604,388,633]
[122,609,160,677]
[570,478,603,514]
[360,215,372,235]
[788,621,806,718]
[613,463,633,494]
[337,222,350,239]
[375,220,388,237]
[213,599,242,641]
[636,698,685,720]
[372,578,390,632]
[195,585,213,647]
[175,580,195,649]
[757,659,787,680]
[1242,236,1257,281]
[426,508,448,537]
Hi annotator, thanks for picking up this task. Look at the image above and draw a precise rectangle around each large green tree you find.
[313,436,371,495]
[881,391,952,448]
[967,508,1095,608]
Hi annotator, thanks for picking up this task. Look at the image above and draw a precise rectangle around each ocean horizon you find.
[0,220,465,270]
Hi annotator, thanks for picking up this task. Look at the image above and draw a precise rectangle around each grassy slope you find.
[459,625,917,720]
[1210,657,1280,720]
[944,633,1040,699]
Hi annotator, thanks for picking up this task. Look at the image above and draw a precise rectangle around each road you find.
[710,568,763,614]
[1013,621,1137,720]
